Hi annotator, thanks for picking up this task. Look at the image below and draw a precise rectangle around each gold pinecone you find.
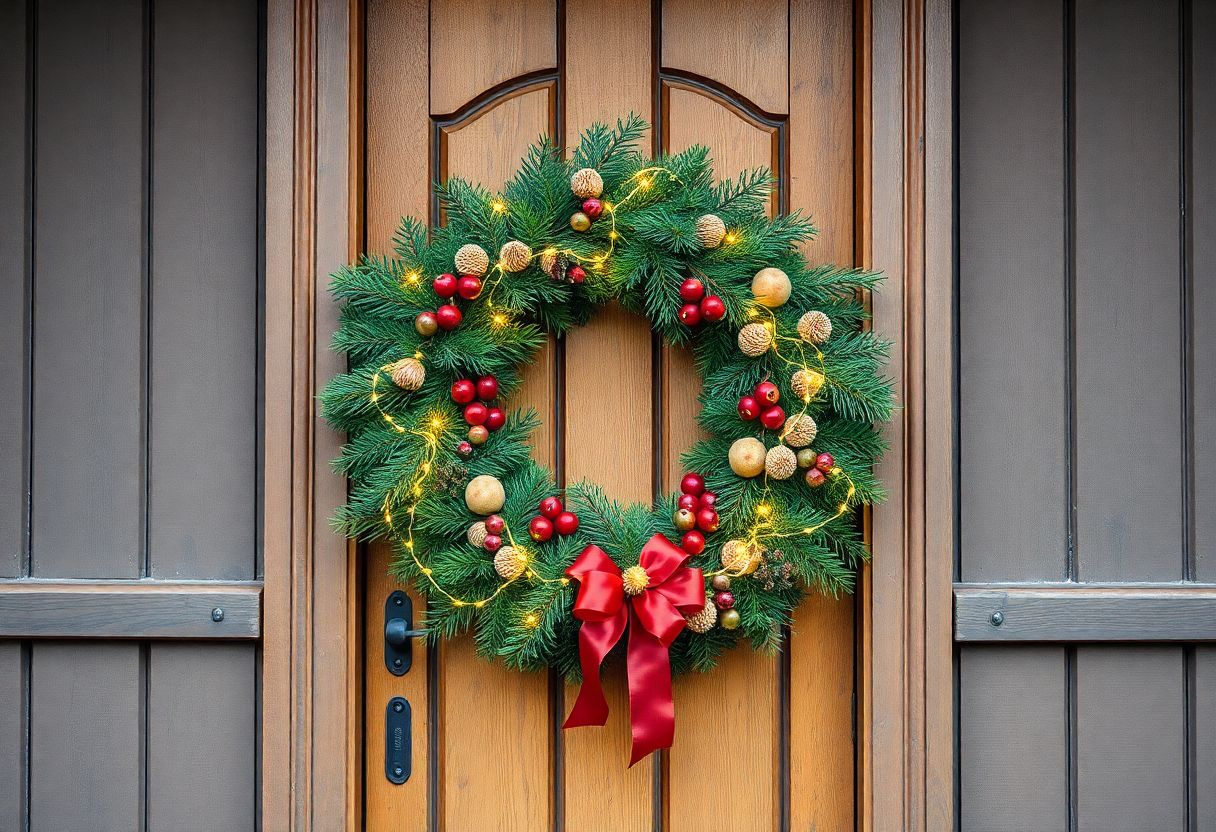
[782,413,818,448]
[765,445,798,480]
[388,357,425,391]
[570,167,604,199]
[737,323,773,357]
[720,539,762,575]
[791,368,825,401]
[684,596,718,633]
[695,213,727,248]
[499,240,532,272]
[493,546,528,580]
[466,521,488,548]
[622,565,650,596]
[797,310,832,344]
[454,243,490,276]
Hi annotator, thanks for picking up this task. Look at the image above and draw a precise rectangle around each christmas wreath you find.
[323,115,892,764]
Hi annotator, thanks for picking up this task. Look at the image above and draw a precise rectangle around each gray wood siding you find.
[1196,0,1215,583]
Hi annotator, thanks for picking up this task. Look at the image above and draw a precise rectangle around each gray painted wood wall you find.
[958,0,1214,828]
[0,0,262,829]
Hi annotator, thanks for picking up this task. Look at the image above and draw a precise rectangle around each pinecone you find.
[684,595,718,633]
[782,413,818,448]
[570,167,603,199]
[765,445,797,480]
[797,310,832,344]
[541,249,574,283]
[499,240,532,272]
[695,213,726,248]
[737,323,773,357]
[388,357,425,391]
[720,539,761,575]
[791,368,825,401]
[493,546,528,580]
[454,243,489,276]
[466,521,488,548]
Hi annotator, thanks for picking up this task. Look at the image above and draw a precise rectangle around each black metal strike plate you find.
[385,697,411,784]
[384,590,425,675]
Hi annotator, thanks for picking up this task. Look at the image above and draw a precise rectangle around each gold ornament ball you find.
[765,444,798,480]
[798,310,833,344]
[674,507,697,531]
[737,322,773,357]
[454,243,490,276]
[720,539,761,575]
[622,565,650,596]
[415,311,439,337]
[494,546,528,580]
[797,448,818,468]
[499,240,532,272]
[388,357,425,391]
[695,213,727,248]
[569,211,592,232]
[728,437,767,478]
[465,474,505,515]
[468,425,489,445]
[782,413,818,448]
[720,608,741,630]
[570,167,604,199]
[684,596,718,633]
[466,521,488,548]
[751,267,792,308]
[711,574,732,591]
[791,368,825,401]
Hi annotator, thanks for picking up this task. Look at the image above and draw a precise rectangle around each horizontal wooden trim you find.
[0,580,262,639]
[954,583,1216,643]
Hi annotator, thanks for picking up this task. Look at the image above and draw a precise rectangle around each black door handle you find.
[384,590,425,675]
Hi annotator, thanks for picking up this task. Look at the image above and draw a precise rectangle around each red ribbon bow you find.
[562,533,705,765]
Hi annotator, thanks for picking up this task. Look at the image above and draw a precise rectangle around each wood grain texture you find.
[31,0,145,578]
[1195,0,1215,582]
[661,0,788,115]
[0,641,27,831]
[148,0,259,581]
[958,647,1067,831]
[955,583,1216,642]
[429,0,556,114]
[957,0,1068,582]
[30,643,143,832]
[0,0,27,578]
[1076,646,1186,830]
[1074,0,1182,580]
[146,643,257,830]
[1198,647,1216,829]
[0,580,261,639]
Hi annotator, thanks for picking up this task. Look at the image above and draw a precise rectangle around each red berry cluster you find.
[481,513,506,552]
[676,278,726,327]
[737,380,785,430]
[673,473,717,555]
[804,451,834,488]
[451,374,504,448]
[417,271,484,334]
[528,495,580,542]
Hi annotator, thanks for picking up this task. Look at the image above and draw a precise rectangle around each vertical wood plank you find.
[0,0,27,578]
[0,641,27,831]
[146,644,257,830]
[31,0,145,578]
[1198,647,1215,830]
[1074,0,1182,580]
[958,647,1067,832]
[1194,0,1215,581]
[1076,646,1186,830]
[30,643,143,832]
[149,0,259,580]
[562,0,656,825]
[957,0,1068,582]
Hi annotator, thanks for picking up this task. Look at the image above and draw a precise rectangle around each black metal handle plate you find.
[384,590,425,675]
[385,697,411,784]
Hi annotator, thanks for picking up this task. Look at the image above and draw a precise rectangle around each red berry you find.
[433,273,457,297]
[568,265,587,283]
[714,591,735,610]
[760,405,786,430]
[805,467,826,488]
[456,441,474,458]
[677,493,699,511]
[476,375,498,401]
[753,381,780,405]
[680,473,705,497]
[451,379,476,404]
[816,452,835,472]
[679,278,705,303]
[737,396,760,420]
[695,508,719,533]
[485,407,506,431]
[457,275,483,300]
[681,530,705,555]
[463,402,488,425]
[555,511,580,536]
[581,198,603,219]
[539,496,564,519]
[700,295,726,321]
[436,304,462,330]
[699,492,717,508]
[483,534,502,552]
[678,303,702,326]
[484,514,505,534]
[529,515,554,542]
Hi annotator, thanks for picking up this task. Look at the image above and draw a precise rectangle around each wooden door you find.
[360,1,861,828]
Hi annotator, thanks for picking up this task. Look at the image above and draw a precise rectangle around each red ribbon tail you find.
[563,609,626,729]
[625,607,676,767]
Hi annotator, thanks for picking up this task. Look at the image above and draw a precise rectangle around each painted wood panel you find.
[1195,0,1215,583]
[1198,647,1216,829]
[0,641,27,830]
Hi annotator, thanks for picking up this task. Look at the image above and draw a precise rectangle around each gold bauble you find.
[570,167,604,199]
[569,211,592,232]
[674,507,697,531]
[414,311,439,337]
[695,213,727,248]
[468,425,489,445]
[720,608,741,630]
[737,323,773,357]
[464,474,505,515]
[622,565,650,596]
[499,240,532,272]
[797,448,818,468]
[797,310,833,344]
[494,545,528,580]
[782,413,818,448]
[728,437,767,478]
[388,357,425,391]
[454,243,490,276]
[684,596,718,633]
[791,368,825,401]
[751,267,792,307]
[466,521,488,548]
[720,539,762,575]
[765,445,798,480]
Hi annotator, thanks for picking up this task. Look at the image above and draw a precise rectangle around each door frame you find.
[259,0,956,829]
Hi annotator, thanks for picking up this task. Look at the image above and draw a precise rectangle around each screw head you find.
[990,611,1004,627]
[393,766,404,777]
[392,657,403,668]
[211,607,224,622]
[394,595,403,606]
[392,701,404,713]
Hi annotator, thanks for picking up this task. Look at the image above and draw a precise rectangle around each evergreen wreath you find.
[323,114,892,688]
